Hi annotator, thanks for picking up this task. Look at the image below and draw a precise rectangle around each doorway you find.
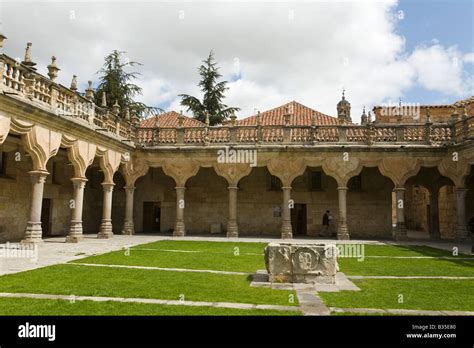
[143,202,161,233]
[41,198,52,236]
[291,204,307,236]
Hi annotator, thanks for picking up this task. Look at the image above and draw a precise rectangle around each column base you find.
[65,235,83,243]
[121,221,135,235]
[22,222,43,244]
[173,221,185,237]
[393,224,408,241]
[227,221,238,238]
[455,227,469,242]
[66,221,83,243]
[337,226,350,240]
[98,220,113,239]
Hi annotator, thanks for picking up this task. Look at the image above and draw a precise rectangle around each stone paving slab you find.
[296,290,330,316]
[0,292,300,312]
[331,307,474,316]
[71,262,251,276]
[250,271,360,292]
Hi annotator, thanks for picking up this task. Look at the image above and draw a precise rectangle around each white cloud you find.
[1,0,472,123]
[408,44,466,96]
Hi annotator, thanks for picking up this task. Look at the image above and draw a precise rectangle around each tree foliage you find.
[179,51,240,125]
[94,50,162,119]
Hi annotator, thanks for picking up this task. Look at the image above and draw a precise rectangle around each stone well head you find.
[264,243,339,284]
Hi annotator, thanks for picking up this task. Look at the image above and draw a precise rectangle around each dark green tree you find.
[94,50,162,119]
[179,51,240,125]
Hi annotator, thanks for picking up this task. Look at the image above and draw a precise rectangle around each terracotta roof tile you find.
[140,111,204,128]
[237,101,339,126]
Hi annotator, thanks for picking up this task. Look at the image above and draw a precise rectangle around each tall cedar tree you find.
[179,51,240,125]
[94,50,162,119]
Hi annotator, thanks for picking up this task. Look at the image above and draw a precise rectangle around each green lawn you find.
[0,298,300,316]
[321,279,474,311]
[0,264,295,306]
[1,240,473,315]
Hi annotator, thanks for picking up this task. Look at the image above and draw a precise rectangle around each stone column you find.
[173,186,186,237]
[337,186,350,240]
[97,183,114,239]
[227,185,238,238]
[429,188,440,240]
[121,186,135,235]
[22,170,49,243]
[66,177,87,243]
[281,186,293,239]
[454,187,468,241]
[393,187,408,240]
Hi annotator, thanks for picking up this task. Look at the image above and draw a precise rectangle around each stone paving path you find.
[0,292,299,312]
[70,262,251,276]
[294,287,330,316]
[330,307,474,316]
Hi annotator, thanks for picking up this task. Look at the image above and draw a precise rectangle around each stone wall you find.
[0,145,75,241]
[131,166,393,238]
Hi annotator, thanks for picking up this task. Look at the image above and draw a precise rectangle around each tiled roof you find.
[140,111,205,128]
[237,101,339,126]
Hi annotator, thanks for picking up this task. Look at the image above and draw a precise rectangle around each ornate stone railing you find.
[136,118,474,147]
[0,54,137,142]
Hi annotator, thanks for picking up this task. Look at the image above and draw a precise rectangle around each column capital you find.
[282,186,292,190]
[28,170,49,183]
[454,187,468,194]
[393,186,406,192]
[101,182,115,191]
[124,185,136,191]
[337,186,348,191]
[175,186,186,191]
[71,177,88,189]
[227,185,239,190]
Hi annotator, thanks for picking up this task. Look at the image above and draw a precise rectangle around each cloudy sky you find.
[1,0,473,123]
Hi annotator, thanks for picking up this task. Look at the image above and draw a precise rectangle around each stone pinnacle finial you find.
[230,110,237,126]
[85,80,94,100]
[70,75,78,91]
[368,111,372,124]
[0,33,7,48]
[112,100,120,115]
[101,92,107,107]
[22,42,37,70]
[124,107,130,121]
[205,111,210,126]
[178,110,185,127]
[425,107,431,123]
[47,56,60,81]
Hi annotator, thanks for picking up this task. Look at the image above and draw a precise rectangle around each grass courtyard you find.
[0,240,472,315]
